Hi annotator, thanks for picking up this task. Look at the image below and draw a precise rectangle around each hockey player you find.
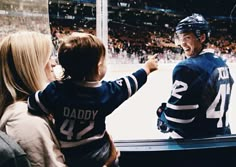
[156,13,234,138]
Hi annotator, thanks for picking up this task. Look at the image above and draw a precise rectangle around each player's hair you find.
[0,31,53,116]
[58,32,106,80]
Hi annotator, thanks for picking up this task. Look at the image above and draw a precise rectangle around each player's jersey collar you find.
[199,48,215,55]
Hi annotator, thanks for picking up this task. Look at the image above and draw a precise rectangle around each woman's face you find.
[45,56,57,82]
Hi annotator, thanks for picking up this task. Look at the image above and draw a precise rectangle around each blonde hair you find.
[58,32,106,80]
[0,31,53,116]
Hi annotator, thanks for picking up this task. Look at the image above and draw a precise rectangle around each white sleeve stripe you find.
[123,77,132,97]
[167,103,199,110]
[35,91,49,114]
[129,74,138,92]
[27,98,36,111]
[164,113,195,124]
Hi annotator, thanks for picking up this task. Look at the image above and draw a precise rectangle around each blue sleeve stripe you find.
[164,113,195,124]
[35,91,49,114]
[123,76,132,98]
[167,103,199,110]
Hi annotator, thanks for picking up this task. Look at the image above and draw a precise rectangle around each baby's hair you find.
[58,33,105,80]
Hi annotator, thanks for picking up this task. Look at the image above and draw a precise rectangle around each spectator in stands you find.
[0,31,67,167]
[28,32,158,167]
[156,13,234,138]
[0,130,31,167]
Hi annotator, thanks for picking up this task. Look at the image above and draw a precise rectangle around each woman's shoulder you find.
[0,101,28,129]
[1,101,48,125]
[4,101,27,113]
[0,101,51,139]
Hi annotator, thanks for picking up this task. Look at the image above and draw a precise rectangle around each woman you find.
[0,31,66,167]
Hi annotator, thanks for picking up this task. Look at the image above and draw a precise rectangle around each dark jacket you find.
[0,131,31,167]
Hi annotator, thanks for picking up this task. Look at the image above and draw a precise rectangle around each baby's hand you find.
[143,55,158,75]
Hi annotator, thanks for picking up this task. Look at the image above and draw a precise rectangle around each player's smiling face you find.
[177,32,203,57]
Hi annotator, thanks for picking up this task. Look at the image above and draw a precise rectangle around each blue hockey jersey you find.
[28,68,147,148]
[159,50,234,138]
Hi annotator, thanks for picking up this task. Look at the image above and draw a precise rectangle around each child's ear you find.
[97,64,101,75]
[97,61,102,75]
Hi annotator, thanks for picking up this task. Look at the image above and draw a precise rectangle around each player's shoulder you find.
[200,49,224,62]
[175,50,221,71]
[174,59,195,73]
[173,56,208,77]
